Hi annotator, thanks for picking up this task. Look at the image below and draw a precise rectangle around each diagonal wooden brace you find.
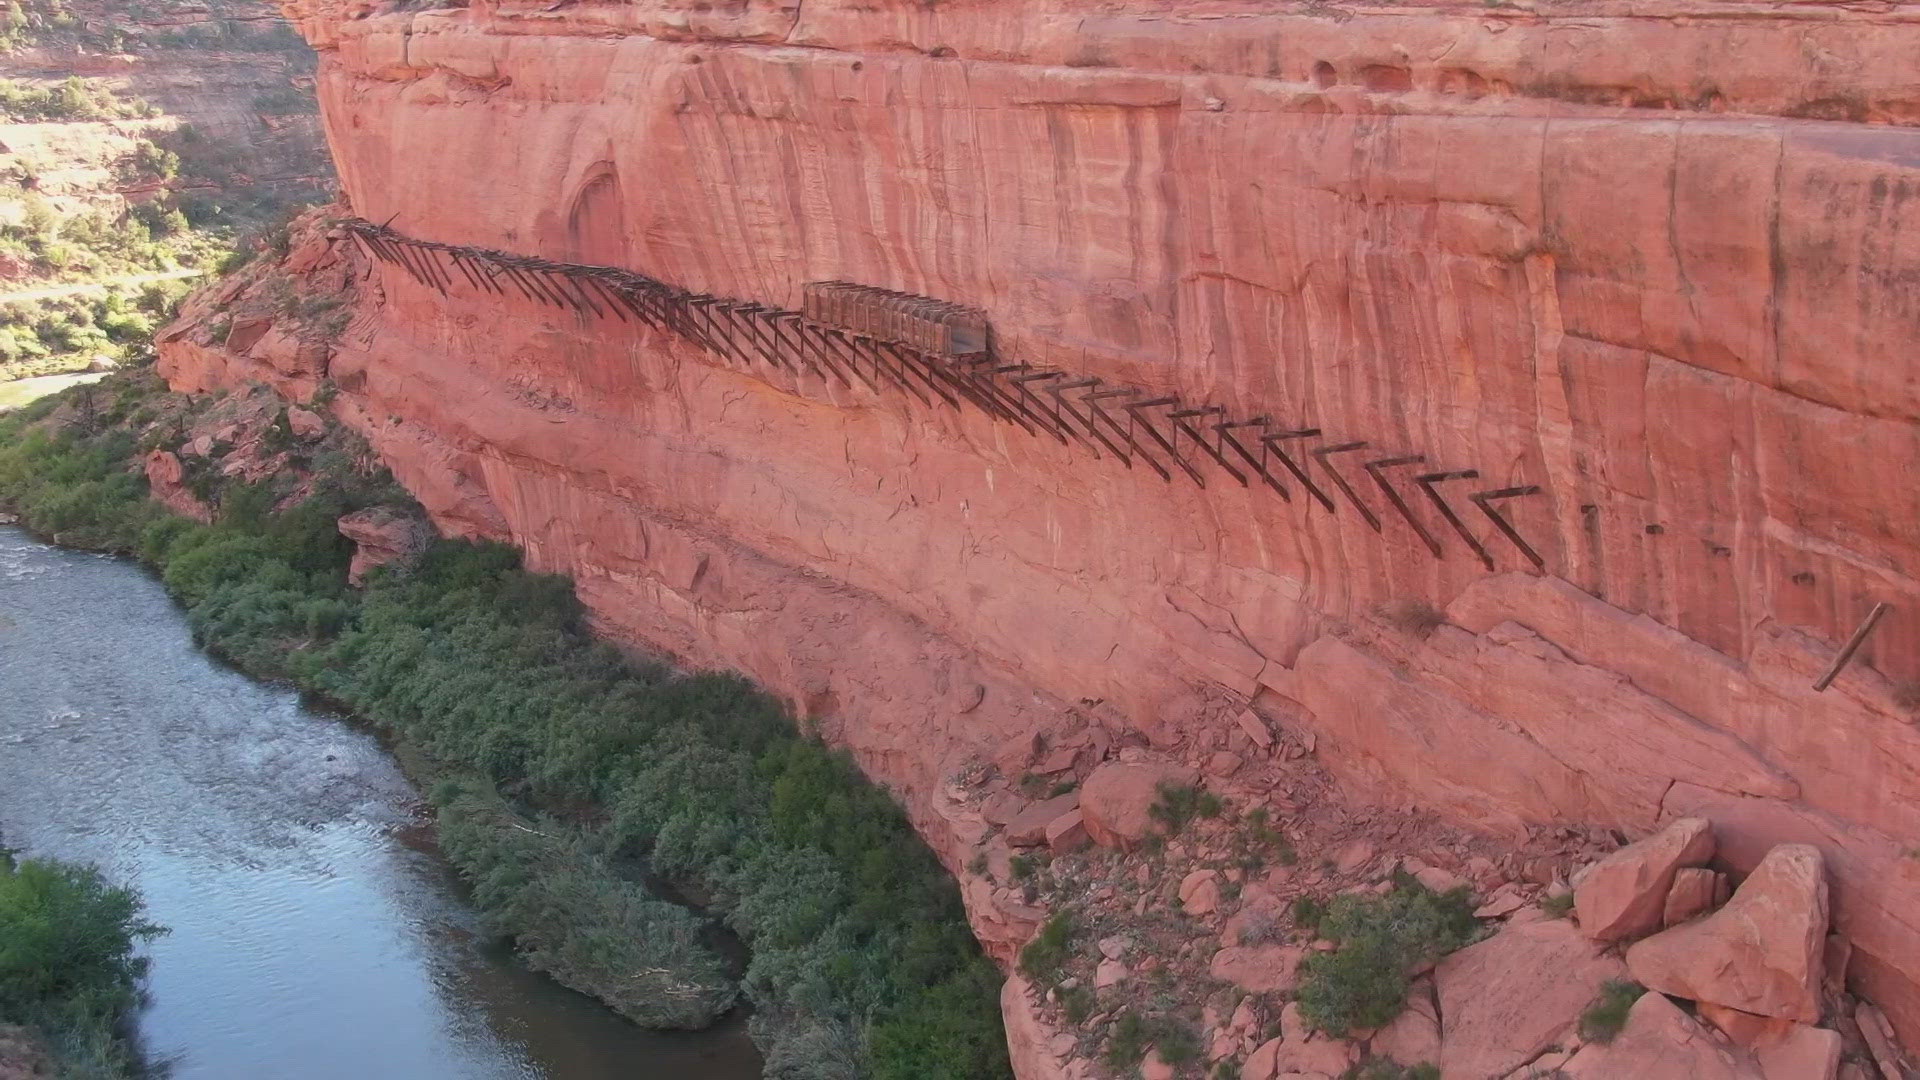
[1310,441,1381,529]
[1365,455,1443,557]
[1414,470,1494,569]
[1469,485,1547,571]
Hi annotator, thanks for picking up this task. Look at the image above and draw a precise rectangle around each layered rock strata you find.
[164,0,1920,1044]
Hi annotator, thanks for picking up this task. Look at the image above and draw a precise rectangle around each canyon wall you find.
[164,0,1920,1044]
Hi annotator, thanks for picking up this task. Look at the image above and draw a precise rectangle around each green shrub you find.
[0,846,163,1077]
[1149,782,1223,835]
[433,781,737,1028]
[1018,911,1074,987]
[1296,876,1478,1036]
[1578,980,1645,1044]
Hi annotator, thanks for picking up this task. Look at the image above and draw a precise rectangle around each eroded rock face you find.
[1574,817,1716,942]
[1626,844,1829,1023]
[999,975,1071,1080]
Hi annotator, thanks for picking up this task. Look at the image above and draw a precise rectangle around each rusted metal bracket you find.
[1366,455,1442,557]
[730,304,791,372]
[1813,602,1893,692]
[1311,441,1381,530]
[1415,470,1494,569]
[1469,485,1547,571]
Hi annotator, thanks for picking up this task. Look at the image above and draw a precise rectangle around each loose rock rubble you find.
[956,722,1915,1080]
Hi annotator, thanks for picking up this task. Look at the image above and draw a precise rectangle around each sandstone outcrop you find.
[142,448,211,523]
[1000,975,1070,1080]
[1626,845,1829,1023]
[158,0,1920,1052]
[1573,817,1715,942]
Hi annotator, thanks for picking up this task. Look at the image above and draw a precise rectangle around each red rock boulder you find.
[1078,760,1198,850]
[1625,844,1828,1022]
[337,506,434,586]
[1561,991,1758,1079]
[1573,816,1715,942]
[1436,916,1630,1078]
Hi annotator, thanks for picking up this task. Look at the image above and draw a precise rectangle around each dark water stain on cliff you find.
[0,526,763,1079]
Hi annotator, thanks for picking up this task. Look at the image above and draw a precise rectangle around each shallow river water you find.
[0,526,763,1079]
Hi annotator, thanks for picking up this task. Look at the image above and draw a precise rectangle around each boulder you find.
[1753,1024,1841,1080]
[1208,944,1302,994]
[1181,869,1221,915]
[143,448,213,523]
[1664,867,1721,926]
[1436,916,1630,1078]
[337,506,434,586]
[287,406,326,439]
[1561,991,1758,1079]
[1574,817,1715,942]
[1044,810,1089,854]
[1006,793,1080,847]
[1369,976,1440,1067]
[1078,761,1198,849]
[1243,1003,1354,1079]
[1625,844,1828,1022]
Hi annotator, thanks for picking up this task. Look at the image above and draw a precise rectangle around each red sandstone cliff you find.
[161,0,1920,1054]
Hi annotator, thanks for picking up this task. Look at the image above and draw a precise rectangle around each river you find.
[0,526,764,1079]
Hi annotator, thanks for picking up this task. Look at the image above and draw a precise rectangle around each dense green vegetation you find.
[1295,872,1478,1037]
[0,374,1012,1079]
[0,842,162,1079]
[0,281,188,380]
[0,75,154,122]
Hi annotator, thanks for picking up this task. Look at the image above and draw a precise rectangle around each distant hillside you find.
[0,0,332,380]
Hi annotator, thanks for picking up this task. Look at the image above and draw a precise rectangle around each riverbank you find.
[0,845,160,1080]
[0,371,1010,1079]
